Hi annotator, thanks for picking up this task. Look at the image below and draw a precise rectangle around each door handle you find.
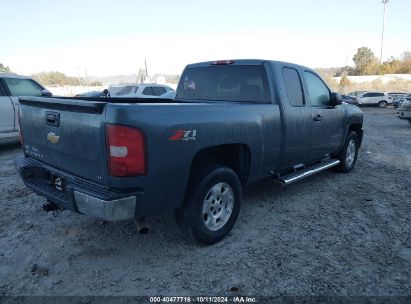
[45,112,60,127]
[313,114,323,122]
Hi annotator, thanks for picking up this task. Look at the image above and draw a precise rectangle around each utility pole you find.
[144,58,148,82]
[380,0,389,63]
[84,68,88,85]
[76,67,82,86]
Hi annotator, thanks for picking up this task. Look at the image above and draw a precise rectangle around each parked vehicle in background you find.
[396,99,411,124]
[75,89,110,98]
[389,93,407,108]
[388,92,406,98]
[341,94,358,105]
[0,73,51,144]
[108,83,174,98]
[158,90,176,99]
[348,91,367,97]
[356,92,392,107]
[393,94,411,108]
[15,59,363,244]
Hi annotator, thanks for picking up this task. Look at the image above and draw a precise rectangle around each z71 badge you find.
[169,130,197,141]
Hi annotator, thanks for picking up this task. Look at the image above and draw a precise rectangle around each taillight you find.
[212,60,235,65]
[106,125,147,177]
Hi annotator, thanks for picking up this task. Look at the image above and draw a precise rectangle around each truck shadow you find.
[0,142,21,155]
[67,168,339,253]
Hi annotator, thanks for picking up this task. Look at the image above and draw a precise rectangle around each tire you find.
[334,131,359,173]
[408,119,411,124]
[378,100,387,108]
[174,166,242,245]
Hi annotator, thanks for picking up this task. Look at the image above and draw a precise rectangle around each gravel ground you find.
[0,107,410,297]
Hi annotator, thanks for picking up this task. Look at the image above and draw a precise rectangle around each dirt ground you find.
[0,107,410,297]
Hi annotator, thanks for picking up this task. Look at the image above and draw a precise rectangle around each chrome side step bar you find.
[275,159,340,186]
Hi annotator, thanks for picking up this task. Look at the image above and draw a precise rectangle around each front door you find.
[0,81,15,133]
[302,71,344,161]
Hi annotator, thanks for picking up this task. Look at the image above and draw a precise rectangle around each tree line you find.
[317,47,411,78]
[2,46,410,88]
[0,65,102,86]
[30,71,102,86]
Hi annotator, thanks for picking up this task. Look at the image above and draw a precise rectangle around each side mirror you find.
[103,89,110,97]
[41,89,52,97]
[330,92,343,107]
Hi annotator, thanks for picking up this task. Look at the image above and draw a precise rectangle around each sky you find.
[1,0,410,77]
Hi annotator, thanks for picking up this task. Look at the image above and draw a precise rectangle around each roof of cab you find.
[0,73,32,79]
[185,59,312,71]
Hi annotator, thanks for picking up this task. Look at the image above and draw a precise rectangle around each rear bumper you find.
[14,155,145,221]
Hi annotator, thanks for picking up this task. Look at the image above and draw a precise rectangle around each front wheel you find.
[175,166,242,245]
[335,131,359,173]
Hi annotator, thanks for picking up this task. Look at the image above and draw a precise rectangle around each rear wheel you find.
[335,131,359,173]
[378,100,387,108]
[175,166,242,245]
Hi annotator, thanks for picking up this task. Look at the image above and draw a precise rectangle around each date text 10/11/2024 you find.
[149,296,257,303]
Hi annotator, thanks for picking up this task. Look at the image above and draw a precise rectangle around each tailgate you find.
[19,97,109,184]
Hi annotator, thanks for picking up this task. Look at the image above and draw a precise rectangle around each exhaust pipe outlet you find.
[42,201,60,213]
[133,217,149,234]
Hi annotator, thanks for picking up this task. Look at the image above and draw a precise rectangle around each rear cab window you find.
[176,65,271,103]
[4,78,43,97]
[282,67,305,106]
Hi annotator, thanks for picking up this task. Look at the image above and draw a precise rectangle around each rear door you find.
[279,66,313,168]
[0,80,15,132]
[360,92,375,105]
[302,71,344,160]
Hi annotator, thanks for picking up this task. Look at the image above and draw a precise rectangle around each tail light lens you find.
[212,60,235,65]
[106,125,147,177]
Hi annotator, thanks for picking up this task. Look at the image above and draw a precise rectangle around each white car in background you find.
[356,92,393,108]
[0,73,51,144]
[108,83,174,98]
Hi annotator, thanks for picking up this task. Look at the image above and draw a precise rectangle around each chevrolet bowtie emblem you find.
[47,132,60,144]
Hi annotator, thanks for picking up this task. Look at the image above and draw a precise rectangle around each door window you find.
[151,86,167,96]
[0,81,6,96]
[142,87,154,96]
[303,72,330,107]
[113,86,138,96]
[4,78,43,97]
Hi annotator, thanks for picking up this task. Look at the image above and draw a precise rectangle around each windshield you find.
[176,65,270,103]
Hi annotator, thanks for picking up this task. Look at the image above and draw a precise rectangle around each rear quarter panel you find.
[105,102,281,214]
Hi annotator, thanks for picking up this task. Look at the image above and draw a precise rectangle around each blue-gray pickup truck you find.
[15,59,363,244]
